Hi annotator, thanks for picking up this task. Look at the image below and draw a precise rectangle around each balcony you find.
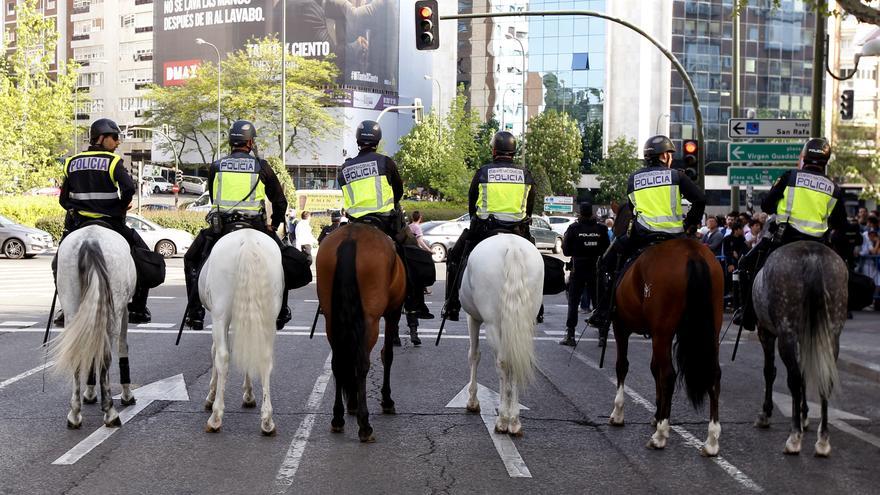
[134,26,153,34]
[72,6,89,15]
[134,82,152,90]
[135,0,153,5]
[75,113,90,121]
[133,53,153,62]
[72,34,90,41]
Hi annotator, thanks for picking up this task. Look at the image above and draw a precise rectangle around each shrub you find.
[143,211,207,236]
[400,200,467,222]
[35,214,65,241]
[0,196,65,227]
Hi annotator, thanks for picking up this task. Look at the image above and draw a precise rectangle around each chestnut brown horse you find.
[608,238,724,456]
[316,223,407,442]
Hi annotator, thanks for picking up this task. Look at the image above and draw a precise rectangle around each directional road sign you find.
[543,196,573,205]
[728,119,810,139]
[727,166,793,187]
[543,203,573,213]
[727,143,802,163]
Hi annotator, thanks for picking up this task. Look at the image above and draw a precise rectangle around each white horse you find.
[51,226,137,429]
[459,234,544,436]
[200,229,283,435]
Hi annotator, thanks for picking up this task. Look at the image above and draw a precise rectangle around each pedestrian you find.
[408,211,432,252]
[295,210,318,259]
[560,202,610,346]
[745,218,764,251]
[702,216,724,256]
[318,210,343,244]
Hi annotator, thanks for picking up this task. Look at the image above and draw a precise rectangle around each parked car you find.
[186,192,213,212]
[548,215,577,235]
[530,217,563,253]
[422,221,468,262]
[26,187,61,196]
[143,176,174,194]
[0,214,54,259]
[125,214,193,258]
[452,212,552,224]
[141,204,177,212]
[179,175,207,195]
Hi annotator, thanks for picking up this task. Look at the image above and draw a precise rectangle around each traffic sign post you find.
[727,143,802,163]
[544,204,573,213]
[727,166,792,187]
[543,196,573,213]
[728,119,810,139]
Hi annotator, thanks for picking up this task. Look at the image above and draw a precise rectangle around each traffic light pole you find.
[128,126,182,208]
[439,9,706,187]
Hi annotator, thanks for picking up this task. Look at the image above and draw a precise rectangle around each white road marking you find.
[136,323,176,329]
[446,383,531,478]
[773,391,880,449]
[148,296,176,300]
[0,321,37,327]
[829,419,880,450]
[52,374,190,465]
[274,353,333,493]
[0,361,55,391]
[571,351,763,493]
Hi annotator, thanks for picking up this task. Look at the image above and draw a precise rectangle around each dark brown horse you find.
[316,223,407,442]
[608,237,724,456]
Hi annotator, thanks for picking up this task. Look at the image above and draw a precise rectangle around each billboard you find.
[154,0,399,97]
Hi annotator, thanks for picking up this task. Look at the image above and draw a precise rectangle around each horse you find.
[316,223,406,442]
[752,241,847,457]
[608,238,724,456]
[50,226,137,429]
[458,234,544,436]
[200,228,284,435]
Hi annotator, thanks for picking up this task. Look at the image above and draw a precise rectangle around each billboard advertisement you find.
[154,0,399,98]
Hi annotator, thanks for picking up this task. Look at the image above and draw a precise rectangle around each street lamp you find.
[196,38,222,161]
[423,75,443,117]
[500,86,517,130]
[128,126,182,213]
[505,33,527,164]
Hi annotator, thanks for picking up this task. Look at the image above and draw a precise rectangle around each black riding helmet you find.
[643,135,676,164]
[89,118,121,145]
[356,120,382,147]
[491,131,517,157]
[801,137,831,171]
[229,120,257,148]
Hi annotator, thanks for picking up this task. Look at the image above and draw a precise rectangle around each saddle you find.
[78,218,166,289]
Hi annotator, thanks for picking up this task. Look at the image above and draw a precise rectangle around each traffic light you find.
[840,89,854,121]
[682,139,698,181]
[415,1,439,50]
[175,169,183,184]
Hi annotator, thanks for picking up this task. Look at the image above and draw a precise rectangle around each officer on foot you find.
[733,138,846,330]
[184,120,291,330]
[441,131,537,322]
[318,210,343,244]
[586,135,705,338]
[56,118,156,324]
[560,202,609,346]
[338,120,432,346]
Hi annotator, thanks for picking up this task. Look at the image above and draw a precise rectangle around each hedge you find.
[0,196,65,227]
[400,200,467,222]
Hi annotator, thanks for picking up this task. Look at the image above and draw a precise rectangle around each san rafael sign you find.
[728,119,810,139]
[727,166,793,187]
[727,143,802,163]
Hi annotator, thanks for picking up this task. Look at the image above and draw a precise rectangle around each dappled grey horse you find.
[753,241,847,456]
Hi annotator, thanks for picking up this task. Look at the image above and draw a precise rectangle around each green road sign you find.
[727,166,793,186]
[727,143,802,163]
[543,203,573,213]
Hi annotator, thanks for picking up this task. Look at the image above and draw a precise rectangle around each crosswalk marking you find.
[0,321,37,328]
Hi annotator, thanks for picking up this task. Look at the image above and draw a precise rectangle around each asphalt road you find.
[1,254,879,494]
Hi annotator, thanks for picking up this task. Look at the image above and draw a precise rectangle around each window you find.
[571,52,589,70]
[7,2,15,15]
[77,72,103,87]
[121,14,134,28]
[73,46,103,62]
[120,97,148,112]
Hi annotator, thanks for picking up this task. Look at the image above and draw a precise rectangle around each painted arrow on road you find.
[52,374,189,465]
[446,383,531,478]
[772,391,880,450]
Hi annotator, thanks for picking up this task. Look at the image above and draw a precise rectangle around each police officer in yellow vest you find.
[441,131,537,322]
[587,135,706,332]
[56,118,156,324]
[184,120,290,330]
[338,120,434,342]
[734,137,846,330]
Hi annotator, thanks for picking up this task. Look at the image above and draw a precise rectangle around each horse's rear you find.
[753,241,847,456]
[316,223,406,442]
[610,238,723,456]
[200,229,283,435]
[459,234,544,436]
[52,225,136,429]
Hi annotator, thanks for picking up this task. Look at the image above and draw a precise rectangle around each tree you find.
[467,118,499,171]
[523,110,582,196]
[0,0,76,193]
[736,0,880,24]
[592,137,641,205]
[581,118,603,173]
[828,124,880,200]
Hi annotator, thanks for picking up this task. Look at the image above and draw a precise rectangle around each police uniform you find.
[338,148,403,234]
[562,213,610,337]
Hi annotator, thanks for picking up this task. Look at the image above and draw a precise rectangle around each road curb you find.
[838,354,880,384]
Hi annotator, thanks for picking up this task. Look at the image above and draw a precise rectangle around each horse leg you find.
[118,316,135,406]
[754,328,776,428]
[609,328,630,426]
[702,359,722,457]
[356,351,375,443]
[381,311,401,414]
[206,321,229,433]
[259,361,276,436]
[67,370,83,429]
[778,334,803,454]
[242,374,256,408]
[100,357,121,428]
[647,335,674,450]
[466,314,481,413]
[814,396,831,457]
[494,354,510,434]
[83,365,97,404]
[204,342,218,411]
[507,372,523,437]
[331,380,345,433]
[800,378,810,431]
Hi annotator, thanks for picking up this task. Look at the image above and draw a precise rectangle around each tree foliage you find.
[736,0,880,24]
[828,124,880,200]
[523,110,583,197]
[0,0,76,193]
[581,118,603,173]
[592,137,641,205]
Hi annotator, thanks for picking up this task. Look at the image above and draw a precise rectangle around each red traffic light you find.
[683,141,697,154]
[419,6,433,18]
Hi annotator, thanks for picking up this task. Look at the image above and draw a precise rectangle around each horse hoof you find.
[242,400,257,409]
[466,403,480,414]
[494,425,509,434]
[651,418,658,428]
[66,420,82,430]
[330,425,345,433]
[205,424,221,433]
[609,417,624,427]
[261,426,277,437]
[382,405,396,415]
[83,395,97,405]
[359,429,376,443]
[754,415,771,429]
[120,396,136,406]
[104,416,122,428]
[701,444,720,457]
[508,428,524,438]
[646,439,666,450]
[204,401,214,412]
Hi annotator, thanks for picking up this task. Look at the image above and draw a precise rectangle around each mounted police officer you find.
[56,118,156,324]
[441,131,537,322]
[560,202,610,346]
[586,135,706,334]
[338,120,433,342]
[734,137,846,330]
[184,120,291,330]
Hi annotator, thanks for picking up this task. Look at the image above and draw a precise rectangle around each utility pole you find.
[731,12,741,212]
[811,5,826,138]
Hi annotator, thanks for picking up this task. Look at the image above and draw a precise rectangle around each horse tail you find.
[230,232,277,376]
[675,255,718,409]
[330,238,365,402]
[51,240,114,380]
[798,256,839,399]
[497,241,537,388]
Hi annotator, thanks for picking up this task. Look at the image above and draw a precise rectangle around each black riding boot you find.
[732,242,766,331]
[183,266,204,330]
[276,290,292,330]
[586,267,615,331]
[442,261,461,321]
[128,286,151,324]
[559,327,576,346]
